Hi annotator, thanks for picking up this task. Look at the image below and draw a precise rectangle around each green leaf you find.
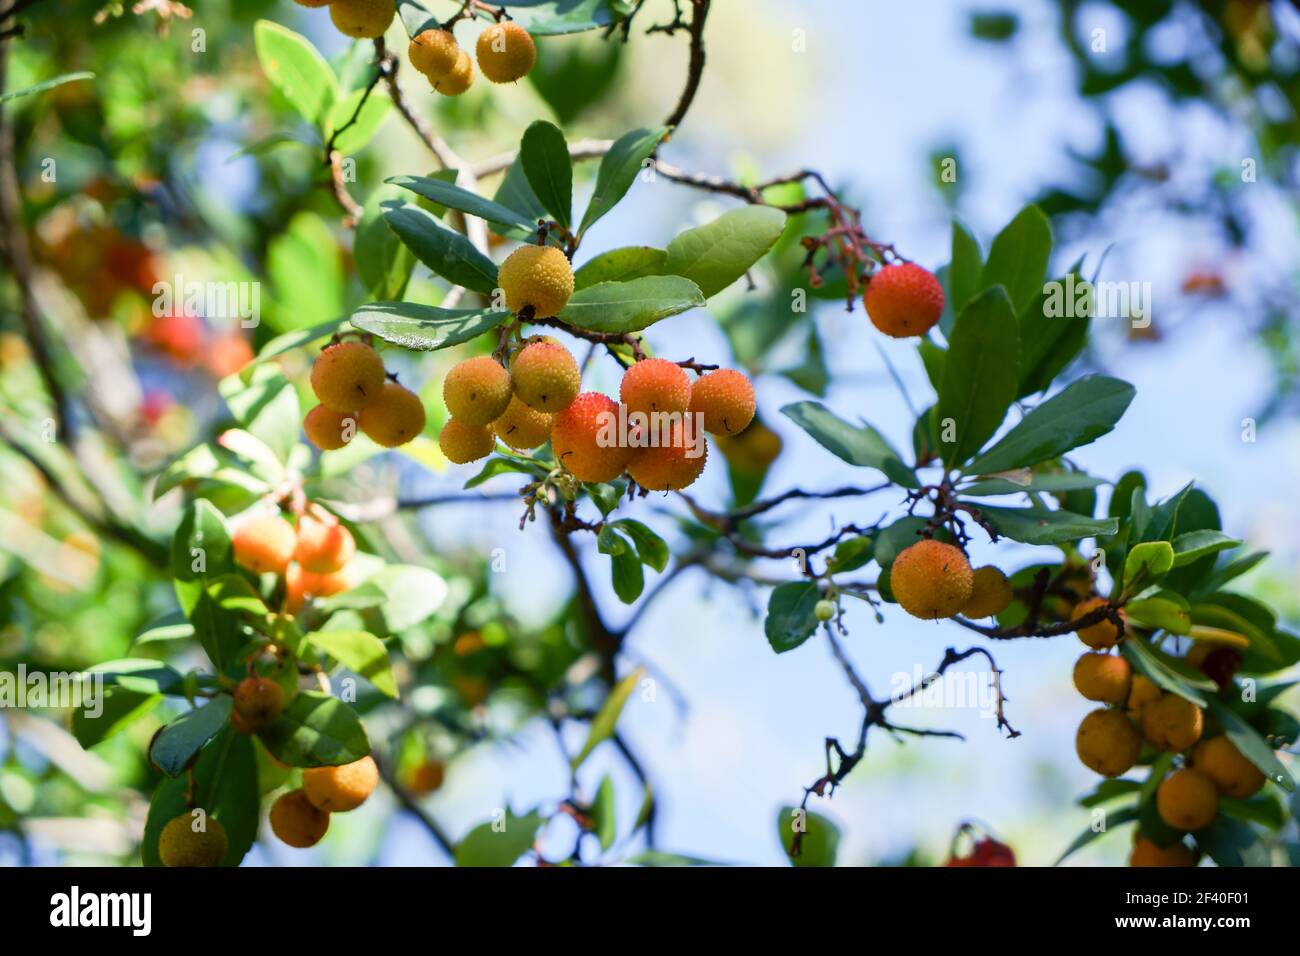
[1120,640,1213,706]
[454,809,545,867]
[463,456,536,489]
[661,206,787,298]
[979,204,1052,316]
[1123,541,1175,593]
[73,687,162,749]
[948,218,982,313]
[355,188,417,300]
[150,697,234,777]
[1204,698,1296,793]
[556,276,704,333]
[1124,596,1192,635]
[579,126,666,234]
[571,667,645,771]
[1219,794,1288,829]
[1194,814,1270,867]
[0,71,94,105]
[1018,271,1090,397]
[978,505,1117,546]
[220,364,300,465]
[254,20,338,127]
[85,659,184,696]
[384,204,499,293]
[960,472,1106,496]
[827,536,873,574]
[1054,804,1138,865]
[350,301,507,351]
[934,286,1019,466]
[776,806,840,867]
[171,500,240,674]
[964,375,1135,475]
[764,582,821,654]
[609,519,669,572]
[1171,530,1240,567]
[308,630,398,699]
[388,174,536,237]
[780,401,920,487]
[591,775,617,852]
[1078,779,1143,808]
[625,850,724,866]
[327,86,391,153]
[574,246,668,290]
[258,691,371,768]
[520,120,573,228]
[321,564,448,633]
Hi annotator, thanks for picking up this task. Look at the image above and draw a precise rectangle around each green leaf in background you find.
[350,301,507,351]
[597,526,645,603]
[389,174,537,237]
[776,805,840,867]
[574,246,668,290]
[979,204,1052,316]
[494,153,550,227]
[454,809,545,867]
[764,582,822,654]
[661,206,787,298]
[1204,698,1296,793]
[625,850,725,866]
[0,71,94,105]
[308,630,398,699]
[258,691,371,768]
[1119,639,1213,706]
[1016,272,1090,397]
[85,659,184,696]
[579,126,667,234]
[74,687,162,749]
[320,564,448,633]
[327,86,391,154]
[609,518,669,572]
[1122,541,1175,593]
[556,276,703,333]
[1171,529,1240,567]
[964,375,1135,475]
[355,188,417,300]
[253,20,339,127]
[781,401,920,487]
[978,505,1116,545]
[493,0,623,35]
[1054,804,1138,865]
[571,667,645,771]
[934,286,1019,467]
[171,499,240,674]
[527,32,622,123]
[266,212,345,333]
[1194,814,1270,867]
[383,204,500,294]
[149,696,233,777]
[948,218,982,314]
[220,364,300,464]
[520,120,573,228]
[591,775,618,852]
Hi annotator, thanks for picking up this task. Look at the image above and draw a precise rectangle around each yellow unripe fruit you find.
[1076,707,1142,777]
[406,759,446,796]
[1141,693,1204,752]
[294,512,356,574]
[433,49,474,95]
[269,789,330,848]
[159,812,227,867]
[551,392,634,483]
[627,422,707,491]
[1130,836,1195,867]
[410,28,460,78]
[286,561,359,614]
[889,539,974,620]
[1073,596,1126,649]
[304,405,355,451]
[498,245,574,319]
[510,340,581,412]
[689,369,756,436]
[328,0,394,39]
[444,355,513,426]
[303,755,379,812]
[232,676,284,728]
[1157,768,1219,831]
[476,21,536,83]
[311,341,387,413]
[439,418,496,464]
[358,381,427,447]
[232,514,297,575]
[620,358,692,416]
[1193,736,1265,798]
[1126,673,1162,719]
[1072,652,1132,704]
[716,419,783,472]
[962,566,1013,618]
[492,396,553,450]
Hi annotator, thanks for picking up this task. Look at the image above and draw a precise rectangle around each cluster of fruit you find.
[409,20,536,96]
[230,505,360,614]
[304,339,426,451]
[888,539,1014,622]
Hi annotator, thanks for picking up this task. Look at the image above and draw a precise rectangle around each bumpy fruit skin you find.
[232,514,297,575]
[492,396,553,450]
[1130,836,1195,867]
[863,263,944,338]
[303,756,379,812]
[410,28,460,78]
[439,419,496,464]
[233,676,284,727]
[498,245,574,319]
[270,789,331,848]
[551,392,634,483]
[689,369,756,436]
[715,419,782,472]
[329,0,395,39]
[286,562,359,613]
[1141,694,1204,752]
[1072,652,1132,704]
[962,566,1012,618]
[294,513,356,574]
[434,49,474,95]
[311,342,387,413]
[890,539,974,620]
[1157,768,1219,831]
[1076,707,1142,777]
[1126,673,1162,719]
[627,422,707,491]
[159,813,227,867]
[476,21,536,82]
[304,405,355,451]
[444,356,513,426]
[358,381,427,447]
[510,341,580,412]
[1193,736,1265,798]
[1073,597,1126,649]
[620,358,692,416]
[406,760,446,796]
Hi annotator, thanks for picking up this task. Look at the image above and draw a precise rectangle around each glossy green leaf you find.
[764,582,821,654]
[574,246,668,290]
[308,630,398,699]
[571,667,645,771]
[781,401,920,487]
[388,174,536,237]
[150,697,234,777]
[980,204,1052,316]
[556,275,703,333]
[934,286,1019,466]
[258,691,371,768]
[661,206,787,298]
[520,120,573,228]
[383,204,499,293]
[350,301,508,351]
[254,20,338,126]
[978,505,1117,545]
[579,126,666,234]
